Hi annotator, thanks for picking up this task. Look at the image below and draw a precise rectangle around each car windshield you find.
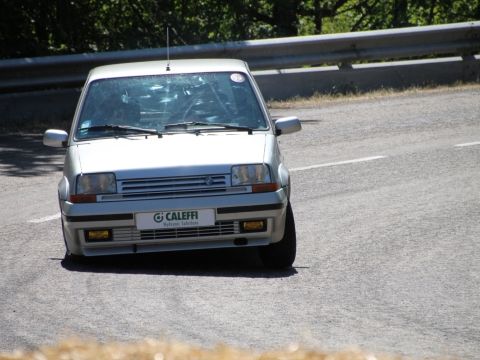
[75,72,268,139]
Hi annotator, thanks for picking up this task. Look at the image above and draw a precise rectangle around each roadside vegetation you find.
[1,0,479,59]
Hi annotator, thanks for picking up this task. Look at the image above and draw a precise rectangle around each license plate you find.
[135,209,215,230]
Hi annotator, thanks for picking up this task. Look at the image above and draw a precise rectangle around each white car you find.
[44,59,301,268]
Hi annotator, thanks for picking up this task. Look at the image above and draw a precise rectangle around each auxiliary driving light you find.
[85,229,112,242]
[240,220,267,233]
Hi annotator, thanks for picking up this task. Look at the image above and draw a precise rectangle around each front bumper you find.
[61,190,288,256]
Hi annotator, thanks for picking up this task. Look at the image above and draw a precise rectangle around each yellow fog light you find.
[85,229,112,242]
[240,220,267,233]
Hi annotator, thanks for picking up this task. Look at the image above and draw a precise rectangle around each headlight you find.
[231,164,278,192]
[76,173,117,194]
[231,164,271,185]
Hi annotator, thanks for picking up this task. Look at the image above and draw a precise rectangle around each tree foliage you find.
[1,0,479,59]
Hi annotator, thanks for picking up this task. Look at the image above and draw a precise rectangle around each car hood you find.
[72,133,270,178]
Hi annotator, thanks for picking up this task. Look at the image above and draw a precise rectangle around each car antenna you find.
[166,26,171,71]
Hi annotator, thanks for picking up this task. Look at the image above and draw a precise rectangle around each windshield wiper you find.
[80,124,162,137]
[164,121,253,134]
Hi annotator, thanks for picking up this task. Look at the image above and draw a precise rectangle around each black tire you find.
[259,202,296,269]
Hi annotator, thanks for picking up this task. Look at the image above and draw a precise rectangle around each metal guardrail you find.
[1,21,479,93]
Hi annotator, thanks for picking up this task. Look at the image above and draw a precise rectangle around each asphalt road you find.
[0,86,479,358]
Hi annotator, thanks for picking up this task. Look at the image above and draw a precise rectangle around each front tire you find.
[259,202,296,269]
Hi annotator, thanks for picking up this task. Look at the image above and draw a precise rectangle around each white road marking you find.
[454,141,480,148]
[290,155,387,172]
[28,213,61,223]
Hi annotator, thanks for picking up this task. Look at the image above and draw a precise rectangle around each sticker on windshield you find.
[230,73,245,83]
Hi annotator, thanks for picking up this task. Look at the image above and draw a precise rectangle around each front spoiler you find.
[61,190,288,256]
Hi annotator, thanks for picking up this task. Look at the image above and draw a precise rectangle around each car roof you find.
[88,59,250,81]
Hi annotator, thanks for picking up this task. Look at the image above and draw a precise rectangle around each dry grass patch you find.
[0,339,407,360]
[268,83,480,109]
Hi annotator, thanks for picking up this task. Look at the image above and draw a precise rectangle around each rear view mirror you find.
[43,129,68,148]
[274,116,301,136]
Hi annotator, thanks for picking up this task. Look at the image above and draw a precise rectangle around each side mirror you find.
[274,116,301,136]
[43,129,68,148]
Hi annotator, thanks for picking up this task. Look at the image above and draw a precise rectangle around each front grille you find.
[112,221,239,242]
[121,175,227,193]
[112,174,236,200]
